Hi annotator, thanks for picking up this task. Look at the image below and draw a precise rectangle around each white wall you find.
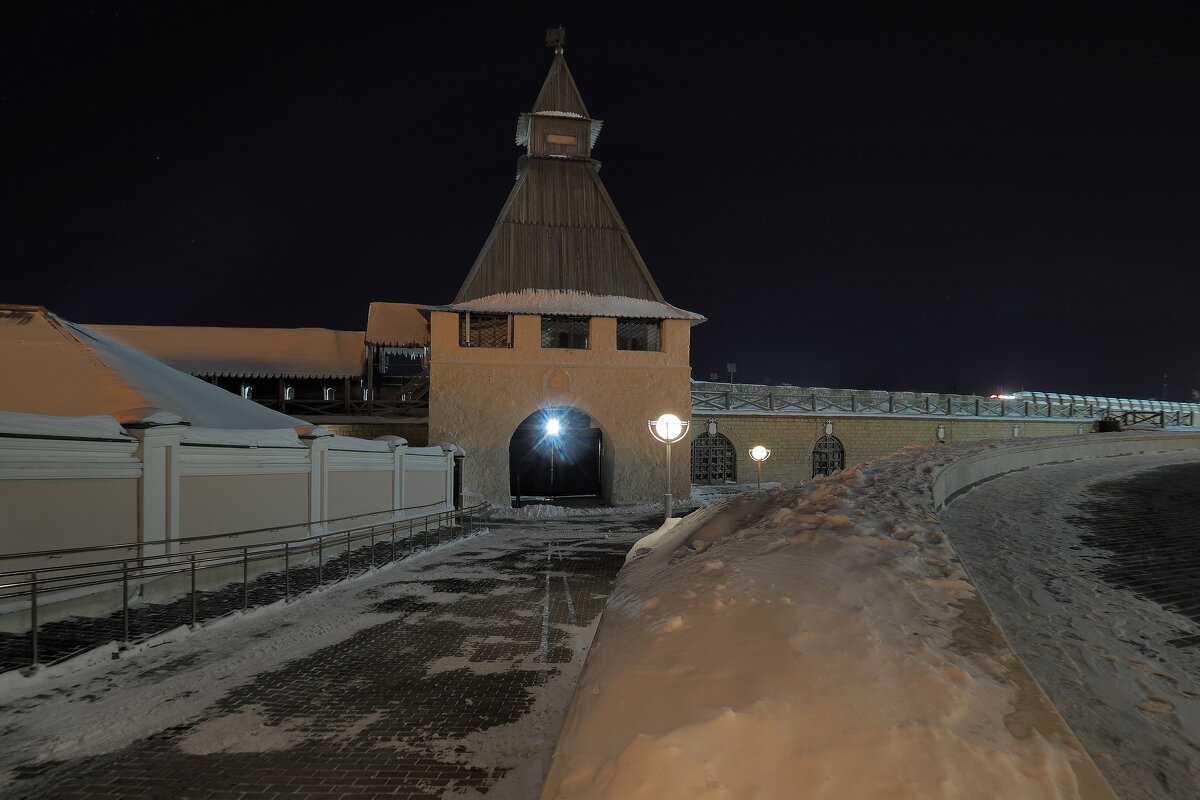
[0,425,457,572]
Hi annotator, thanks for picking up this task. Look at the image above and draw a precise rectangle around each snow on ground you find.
[0,531,488,780]
[0,514,651,800]
[940,451,1200,800]
[542,442,1114,800]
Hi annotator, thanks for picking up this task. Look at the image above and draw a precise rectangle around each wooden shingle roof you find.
[532,53,589,117]
[454,52,666,304]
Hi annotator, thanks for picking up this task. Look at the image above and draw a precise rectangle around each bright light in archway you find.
[545,418,562,437]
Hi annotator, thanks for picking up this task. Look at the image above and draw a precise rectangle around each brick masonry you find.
[692,413,1092,485]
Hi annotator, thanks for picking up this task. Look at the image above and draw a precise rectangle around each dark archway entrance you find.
[812,435,845,477]
[509,407,602,501]
[691,433,736,484]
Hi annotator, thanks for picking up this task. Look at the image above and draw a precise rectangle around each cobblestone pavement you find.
[0,525,475,674]
[940,451,1200,800]
[0,512,660,800]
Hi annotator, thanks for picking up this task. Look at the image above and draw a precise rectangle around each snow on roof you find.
[0,306,305,429]
[427,290,705,322]
[365,302,430,346]
[87,324,365,379]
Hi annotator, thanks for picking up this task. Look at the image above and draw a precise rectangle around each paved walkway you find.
[940,451,1200,800]
[0,512,660,799]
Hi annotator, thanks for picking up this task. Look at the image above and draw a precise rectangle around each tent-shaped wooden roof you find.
[454,52,666,305]
[533,53,589,117]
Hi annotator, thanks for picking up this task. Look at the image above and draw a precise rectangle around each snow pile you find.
[543,443,1111,800]
[182,428,304,448]
[0,409,132,441]
[327,435,391,452]
[111,407,185,426]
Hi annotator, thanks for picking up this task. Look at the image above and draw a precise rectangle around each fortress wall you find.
[692,413,1088,485]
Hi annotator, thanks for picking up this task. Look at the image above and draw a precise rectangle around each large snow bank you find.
[0,410,132,441]
[542,442,1114,799]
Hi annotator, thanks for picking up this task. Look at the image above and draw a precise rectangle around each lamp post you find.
[749,445,771,489]
[648,413,689,520]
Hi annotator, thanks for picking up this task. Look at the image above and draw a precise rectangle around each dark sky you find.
[4,2,1198,399]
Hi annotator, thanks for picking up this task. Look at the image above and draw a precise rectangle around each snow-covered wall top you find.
[428,290,705,322]
[0,409,133,441]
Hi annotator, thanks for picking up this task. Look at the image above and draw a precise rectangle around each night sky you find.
[5,2,1198,400]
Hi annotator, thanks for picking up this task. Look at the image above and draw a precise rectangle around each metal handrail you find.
[0,499,450,564]
[0,502,489,672]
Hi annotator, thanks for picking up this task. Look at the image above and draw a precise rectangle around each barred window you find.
[459,313,511,348]
[616,318,661,351]
[540,316,589,349]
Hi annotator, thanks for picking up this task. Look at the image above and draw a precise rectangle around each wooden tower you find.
[427,37,702,506]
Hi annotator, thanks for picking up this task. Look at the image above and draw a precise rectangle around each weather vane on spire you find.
[545,26,565,54]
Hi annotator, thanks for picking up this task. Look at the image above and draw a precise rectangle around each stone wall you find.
[428,312,693,506]
[692,413,1091,486]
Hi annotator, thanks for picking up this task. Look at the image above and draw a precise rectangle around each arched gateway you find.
[691,432,736,484]
[812,435,845,477]
[509,408,602,500]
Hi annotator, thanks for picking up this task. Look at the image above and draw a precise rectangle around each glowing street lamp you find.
[648,413,689,519]
[749,444,771,489]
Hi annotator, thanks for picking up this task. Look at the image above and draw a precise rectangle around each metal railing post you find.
[190,555,197,627]
[242,547,249,612]
[318,536,324,586]
[345,531,351,581]
[390,525,396,563]
[122,562,130,648]
[30,572,38,667]
[284,541,291,602]
[370,528,375,570]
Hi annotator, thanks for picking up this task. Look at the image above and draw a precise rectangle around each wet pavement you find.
[0,512,660,800]
[1069,461,1200,646]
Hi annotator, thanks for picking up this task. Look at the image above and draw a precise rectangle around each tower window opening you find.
[616,319,661,352]
[541,315,589,349]
[546,133,577,145]
[459,313,512,348]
